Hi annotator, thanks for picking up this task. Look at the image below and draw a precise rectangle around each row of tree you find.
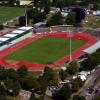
[33,0,100,10]
[81,48,100,71]
[0,0,100,6]
[52,77,85,100]
[0,60,84,100]
[19,6,85,27]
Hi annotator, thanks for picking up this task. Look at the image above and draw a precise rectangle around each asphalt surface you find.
[76,66,100,100]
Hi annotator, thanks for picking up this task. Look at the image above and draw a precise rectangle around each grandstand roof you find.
[4,34,17,37]
[0,27,33,46]
[0,37,10,41]
[10,27,32,34]
[12,30,25,34]
[18,27,33,30]
[83,41,100,54]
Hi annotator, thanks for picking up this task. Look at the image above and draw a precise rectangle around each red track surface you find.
[0,32,97,71]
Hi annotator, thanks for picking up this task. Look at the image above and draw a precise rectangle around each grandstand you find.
[83,41,100,54]
[0,27,33,51]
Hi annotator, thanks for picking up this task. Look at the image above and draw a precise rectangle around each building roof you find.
[0,27,33,46]
[0,37,10,41]
[12,30,25,34]
[83,41,100,54]
[18,27,33,30]
[4,34,17,37]
[34,22,46,27]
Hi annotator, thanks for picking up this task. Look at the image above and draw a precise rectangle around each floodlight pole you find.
[25,2,33,27]
[69,29,72,62]
[25,5,27,26]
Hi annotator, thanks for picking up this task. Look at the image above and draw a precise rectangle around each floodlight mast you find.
[69,29,72,62]
[25,2,33,26]
[67,25,73,62]
[25,5,27,26]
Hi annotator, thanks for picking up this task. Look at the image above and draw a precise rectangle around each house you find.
[73,71,90,81]
[19,89,32,100]
[19,0,32,5]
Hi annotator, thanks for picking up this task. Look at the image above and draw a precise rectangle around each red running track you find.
[0,32,97,71]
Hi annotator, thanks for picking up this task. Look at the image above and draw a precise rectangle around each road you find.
[75,66,100,100]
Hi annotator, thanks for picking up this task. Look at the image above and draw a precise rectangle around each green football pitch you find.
[0,6,24,24]
[5,37,86,64]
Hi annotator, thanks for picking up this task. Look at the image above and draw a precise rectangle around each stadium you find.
[0,27,97,71]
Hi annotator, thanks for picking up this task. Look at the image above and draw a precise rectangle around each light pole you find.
[69,29,72,62]
[67,26,73,62]
[25,5,27,26]
[25,2,33,26]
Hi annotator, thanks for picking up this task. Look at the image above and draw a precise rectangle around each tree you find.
[16,0,20,6]
[40,0,51,9]
[79,96,87,100]
[53,84,72,100]
[0,25,3,30]
[54,0,66,11]
[27,8,34,19]
[80,57,96,71]
[19,16,26,26]
[0,85,7,100]
[8,0,16,5]
[23,77,39,90]
[73,95,79,100]
[47,12,63,26]
[49,72,60,86]
[90,48,100,65]
[74,77,84,87]
[65,12,76,26]
[59,84,72,100]
[32,8,46,24]
[80,0,88,6]
[93,3,100,10]
[12,81,21,96]
[34,67,55,93]
[33,0,51,11]
[19,77,27,90]
[67,61,79,75]
[44,4,50,14]
[53,91,62,100]
[5,79,21,96]
[17,65,28,78]
[33,0,40,7]
[59,69,68,81]
[71,7,86,25]
[93,96,100,100]
[72,77,84,92]
[30,93,36,100]
[0,66,8,80]
[65,0,76,6]
[7,68,19,81]
[73,95,86,100]
[53,0,76,9]
[71,81,79,92]
[43,66,54,81]
[37,76,48,93]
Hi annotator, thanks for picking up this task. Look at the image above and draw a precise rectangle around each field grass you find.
[0,6,24,24]
[5,37,86,64]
